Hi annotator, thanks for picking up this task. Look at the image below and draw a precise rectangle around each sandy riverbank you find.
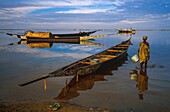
[0,101,110,112]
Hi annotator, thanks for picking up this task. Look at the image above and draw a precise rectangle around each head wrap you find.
[143,36,148,40]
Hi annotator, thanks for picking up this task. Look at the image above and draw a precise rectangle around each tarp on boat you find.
[26,31,52,38]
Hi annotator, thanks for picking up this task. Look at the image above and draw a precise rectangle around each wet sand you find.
[0,30,170,112]
[0,101,93,112]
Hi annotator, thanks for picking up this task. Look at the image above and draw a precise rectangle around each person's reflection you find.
[136,67,148,100]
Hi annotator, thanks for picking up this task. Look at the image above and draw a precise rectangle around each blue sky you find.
[0,0,169,29]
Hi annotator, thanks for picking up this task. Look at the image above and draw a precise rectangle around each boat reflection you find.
[130,67,149,100]
[54,54,128,101]
[44,79,47,91]
[117,32,136,37]
[8,39,104,48]
[55,74,105,101]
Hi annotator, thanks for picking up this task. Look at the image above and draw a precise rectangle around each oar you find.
[19,74,49,86]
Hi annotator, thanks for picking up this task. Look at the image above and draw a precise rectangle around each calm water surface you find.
[0,29,170,111]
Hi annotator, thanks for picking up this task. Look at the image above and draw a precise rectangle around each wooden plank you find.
[107,49,123,52]
[100,57,112,62]
[80,61,97,65]
[113,46,128,49]
[117,44,129,47]
[98,55,117,58]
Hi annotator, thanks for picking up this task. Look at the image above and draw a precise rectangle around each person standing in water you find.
[138,36,150,69]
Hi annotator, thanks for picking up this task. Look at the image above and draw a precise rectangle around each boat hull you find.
[26,38,80,43]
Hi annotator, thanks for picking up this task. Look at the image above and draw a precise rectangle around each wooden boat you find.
[48,38,131,77]
[118,28,136,34]
[6,30,98,39]
[19,38,131,86]
[25,37,81,43]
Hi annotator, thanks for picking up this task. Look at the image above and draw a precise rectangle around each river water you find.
[0,29,170,111]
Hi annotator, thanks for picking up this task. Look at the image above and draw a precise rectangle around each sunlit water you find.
[0,29,170,111]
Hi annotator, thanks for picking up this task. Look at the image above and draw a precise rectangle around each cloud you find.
[32,0,94,7]
[0,0,124,15]
[0,6,50,20]
[56,8,107,14]
[112,0,125,6]
[0,0,169,29]
[8,6,49,14]
[0,0,112,20]
[119,20,148,24]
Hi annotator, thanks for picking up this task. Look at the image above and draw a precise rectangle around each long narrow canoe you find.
[19,38,131,86]
[6,30,98,39]
[48,38,131,77]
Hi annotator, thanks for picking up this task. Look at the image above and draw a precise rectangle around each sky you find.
[0,0,169,29]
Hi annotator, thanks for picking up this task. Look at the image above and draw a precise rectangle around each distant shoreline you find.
[0,28,170,32]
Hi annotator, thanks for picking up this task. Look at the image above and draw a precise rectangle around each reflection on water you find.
[44,79,47,91]
[55,74,105,101]
[8,39,104,48]
[1,29,170,111]
[130,67,148,100]
[53,54,128,101]
[117,32,135,37]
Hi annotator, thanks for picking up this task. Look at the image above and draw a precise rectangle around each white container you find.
[90,59,99,63]
[131,54,139,62]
